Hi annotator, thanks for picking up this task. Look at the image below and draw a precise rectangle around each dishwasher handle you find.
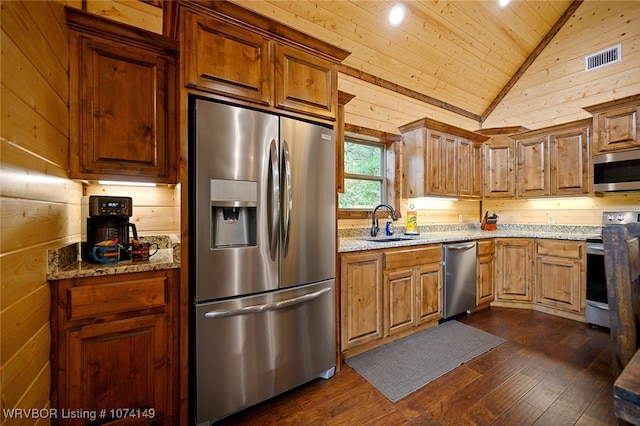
[204,287,331,319]
[445,242,476,250]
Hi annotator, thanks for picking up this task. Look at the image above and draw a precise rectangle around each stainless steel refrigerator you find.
[191,99,336,424]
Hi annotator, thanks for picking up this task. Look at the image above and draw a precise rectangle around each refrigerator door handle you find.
[268,139,280,261]
[203,287,331,318]
[282,140,292,257]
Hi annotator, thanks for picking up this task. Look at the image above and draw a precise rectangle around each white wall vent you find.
[585,44,622,72]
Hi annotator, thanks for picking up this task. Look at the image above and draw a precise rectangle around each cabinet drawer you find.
[68,277,167,320]
[477,239,495,256]
[535,239,583,259]
[384,246,441,270]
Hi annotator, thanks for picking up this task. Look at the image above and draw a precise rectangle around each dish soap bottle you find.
[405,204,418,235]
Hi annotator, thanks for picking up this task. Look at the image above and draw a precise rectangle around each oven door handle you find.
[204,287,331,319]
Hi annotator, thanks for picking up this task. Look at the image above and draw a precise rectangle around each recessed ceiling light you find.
[389,4,405,27]
[498,0,511,8]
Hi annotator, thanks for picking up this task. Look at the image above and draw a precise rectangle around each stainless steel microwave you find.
[593,148,640,192]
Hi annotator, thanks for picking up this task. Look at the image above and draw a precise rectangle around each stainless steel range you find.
[586,211,640,328]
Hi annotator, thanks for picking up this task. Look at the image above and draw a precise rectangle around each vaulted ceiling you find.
[232,0,579,122]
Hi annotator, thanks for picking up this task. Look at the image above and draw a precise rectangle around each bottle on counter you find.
[405,204,418,235]
[385,220,393,236]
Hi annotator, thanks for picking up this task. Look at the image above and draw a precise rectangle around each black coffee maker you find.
[82,196,138,262]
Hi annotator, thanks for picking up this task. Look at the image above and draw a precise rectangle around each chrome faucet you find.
[371,204,398,237]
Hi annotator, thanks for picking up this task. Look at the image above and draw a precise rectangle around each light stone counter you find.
[47,234,180,280]
[338,224,601,253]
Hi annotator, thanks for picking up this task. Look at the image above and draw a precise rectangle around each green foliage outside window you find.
[338,140,385,209]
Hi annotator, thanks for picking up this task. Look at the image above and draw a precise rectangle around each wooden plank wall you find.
[84,184,180,236]
[339,199,482,231]
[82,0,163,34]
[484,194,640,226]
[1,1,76,423]
[482,1,640,130]
[0,2,170,424]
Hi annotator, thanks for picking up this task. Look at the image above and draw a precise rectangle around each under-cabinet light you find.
[498,0,511,8]
[97,180,157,187]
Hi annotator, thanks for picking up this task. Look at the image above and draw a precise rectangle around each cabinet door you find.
[534,239,584,313]
[484,140,515,198]
[340,253,383,350]
[594,105,640,153]
[476,239,495,305]
[495,239,533,302]
[66,314,168,424]
[416,263,442,324]
[426,130,445,195]
[516,137,548,197]
[550,127,589,195]
[184,11,272,105]
[401,127,427,198]
[71,35,175,181]
[384,269,416,337]
[275,43,336,120]
[458,139,483,198]
[535,256,582,313]
[471,142,484,197]
[442,134,457,195]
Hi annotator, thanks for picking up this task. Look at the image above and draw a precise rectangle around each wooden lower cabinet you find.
[495,238,534,303]
[416,263,442,324]
[51,269,180,425]
[340,252,383,351]
[534,239,585,314]
[384,268,416,337]
[476,239,495,305]
[340,245,442,356]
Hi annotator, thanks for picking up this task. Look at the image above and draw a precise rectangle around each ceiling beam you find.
[480,0,584,125]
[338,64,482,123]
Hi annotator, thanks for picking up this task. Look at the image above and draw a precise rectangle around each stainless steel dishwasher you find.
[442,241,477,319]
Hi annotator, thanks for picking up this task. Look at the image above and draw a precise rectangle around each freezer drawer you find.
[194,280,336,423]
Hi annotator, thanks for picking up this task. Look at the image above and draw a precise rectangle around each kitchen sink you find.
[360,236,416,243]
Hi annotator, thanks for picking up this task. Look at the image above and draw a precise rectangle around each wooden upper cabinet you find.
[516,136,548,198]
[426,130,446,195]
[169,1,350,121]
[513,119,591,198]
[458,138,483,198]
[66,7,178,183]
[550,126,590,195]
[584,95,640,154]
[275,43,337,120]
[399,118,488,198]
[476,127,527,199]
[401,127,427,198]
[184,10,272,105]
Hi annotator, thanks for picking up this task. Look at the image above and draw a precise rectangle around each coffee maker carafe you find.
[82,196,138,262]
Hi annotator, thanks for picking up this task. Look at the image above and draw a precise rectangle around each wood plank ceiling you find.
[232,0,578,122]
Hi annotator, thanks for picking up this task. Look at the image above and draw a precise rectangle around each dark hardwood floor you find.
[215,307,617,425]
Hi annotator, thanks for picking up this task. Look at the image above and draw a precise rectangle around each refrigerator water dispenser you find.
[210,179,257,248]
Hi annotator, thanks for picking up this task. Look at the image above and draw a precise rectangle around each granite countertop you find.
[338,224,601,253]
[47,235,181,280]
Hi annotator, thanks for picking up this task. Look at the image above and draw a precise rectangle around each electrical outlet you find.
[458,214,463,223]
[547,214,555,224]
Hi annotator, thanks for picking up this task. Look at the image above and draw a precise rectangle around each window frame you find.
[338,124,401,220]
